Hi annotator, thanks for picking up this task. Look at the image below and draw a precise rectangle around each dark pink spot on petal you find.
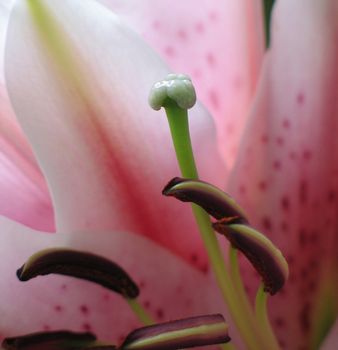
[103,293,110,301]
[239,184,246,195]
[177,29,187,40]
[190,254,198,263]
[201,264,209,274]
[164,46,175,57]
[299,180,308,204]
[80,304,89,315]
[273,160,282,170]
[327,189,336,203]
[156,309,164,320]
[209,89,219,110]
[206,52,216,67]
[144,300,151,309]
[281,196,290,211]
[262,216,272,231]
[195,21,205,33]
[82,323,92,331]
[303,150,312,160]
[276,136,284,146]
[152,20,161,30]
[274,317,286,328]
[296,92,305,105]
[208,11,218,21]
[282,119,290,129]
[54,305,63,312]
[261,134,269,143]
[60,284,67,291]
[43,324,51,331]
[258,181,267,191]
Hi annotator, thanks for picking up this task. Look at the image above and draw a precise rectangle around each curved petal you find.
[0,216,225,347]
[0,0,54,231]
[99,0,265,167]
[0,0,14,80]
[5,0,225,269]
[228,1,338,349]
[0,86,54,231]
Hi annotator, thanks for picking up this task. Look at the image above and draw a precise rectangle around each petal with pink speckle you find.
[0,217,226,346]
[5,0,225,269]
[228,1,338,348]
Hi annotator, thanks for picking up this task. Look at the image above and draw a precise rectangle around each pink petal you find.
[5,0,225,269]
[0,0,14,80]
[0,216,225,347]
[228,1,338,349]
[100,0,265,167]
[0,1,54,230]
[0,85,54,231]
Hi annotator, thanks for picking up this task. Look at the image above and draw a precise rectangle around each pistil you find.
[149,74,266,349]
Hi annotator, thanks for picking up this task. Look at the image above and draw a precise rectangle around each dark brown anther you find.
[213,222,289,295]
[17,248,139,299]
[2,330,96,350]
[85,346,116,349]
[162,177,248,223]
[120,314,230,350]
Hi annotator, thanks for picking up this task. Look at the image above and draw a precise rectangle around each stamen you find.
[213,222,289,295]
[120,314,230,350]
[2,330,97,350]
[163,177,248,223]
[17,248,139,299]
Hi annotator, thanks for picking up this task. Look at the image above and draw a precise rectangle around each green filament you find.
[127,299,154,326]
[255,284,281,350]
[220,342,237,350]
[263,0,275,48]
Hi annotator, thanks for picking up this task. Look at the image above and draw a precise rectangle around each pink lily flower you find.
[0,0,337,349]
[0,0,225,345]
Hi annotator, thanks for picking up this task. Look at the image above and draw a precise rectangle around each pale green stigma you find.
[149,73,196,110]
